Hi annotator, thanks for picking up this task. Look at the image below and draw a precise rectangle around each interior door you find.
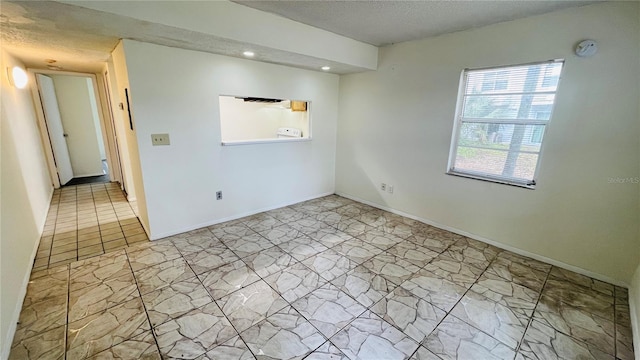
[37,74,74,185]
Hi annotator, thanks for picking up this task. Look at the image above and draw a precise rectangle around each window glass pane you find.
[462,94,556,120]
[457,123,543,153]
[454,123,543,182]
[454,147,539,182]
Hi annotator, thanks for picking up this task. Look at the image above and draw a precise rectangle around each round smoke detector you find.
[575,40,598,58]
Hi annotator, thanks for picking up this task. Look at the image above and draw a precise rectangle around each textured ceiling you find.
[1,0,597,73]
[233,0,597,46]
[0,1,372,73]
[1,1,118,72]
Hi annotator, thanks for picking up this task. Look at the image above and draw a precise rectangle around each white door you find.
[37,74,74,185]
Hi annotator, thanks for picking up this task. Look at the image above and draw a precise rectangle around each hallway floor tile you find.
[33,183,148,271]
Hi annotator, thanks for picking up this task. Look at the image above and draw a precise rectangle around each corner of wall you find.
[630,261,640,359]
[109,40,150,236]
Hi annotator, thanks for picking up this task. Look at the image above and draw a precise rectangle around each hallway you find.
[33,183,148,271]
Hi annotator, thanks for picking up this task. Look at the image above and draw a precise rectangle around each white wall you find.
[0,51,53,359]
[220,97,309,141]
[110,41,149,232]
[87,78,106,160]
[336,2,640,284]
[105,60,136,199]
[50,75,104,177]
[120,39,339,239]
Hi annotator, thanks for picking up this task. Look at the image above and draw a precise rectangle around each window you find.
[447,60,564,188]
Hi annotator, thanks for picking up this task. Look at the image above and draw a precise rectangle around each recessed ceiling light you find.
[243,51,255,57]
[321,66,331,71]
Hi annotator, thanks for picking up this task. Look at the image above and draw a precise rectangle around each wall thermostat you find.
[575,40,597,57]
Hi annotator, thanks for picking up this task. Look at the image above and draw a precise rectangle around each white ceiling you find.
[1,1,376,73]
[1,1,118,73]
[233,0,597,46]
[1,0,597,73]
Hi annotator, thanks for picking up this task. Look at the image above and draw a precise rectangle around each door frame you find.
[29,69,122,188]
[98,69,125,193]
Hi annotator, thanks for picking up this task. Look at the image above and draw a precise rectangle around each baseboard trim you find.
[2,186,54,360]
[336,192,629,288]
[630,290,639,359]
[149,192,335,241]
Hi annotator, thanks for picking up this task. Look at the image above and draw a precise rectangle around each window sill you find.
[446,170,536,189]
[221,138,311,146]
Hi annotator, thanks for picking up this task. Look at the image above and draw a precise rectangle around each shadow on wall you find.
[349,162,388,207]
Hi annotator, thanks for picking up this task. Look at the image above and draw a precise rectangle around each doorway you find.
[34,72,120,187]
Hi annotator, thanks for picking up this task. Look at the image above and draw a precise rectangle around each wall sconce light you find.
[8,66,28,89]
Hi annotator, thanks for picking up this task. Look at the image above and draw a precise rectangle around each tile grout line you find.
[240,205,434,357]
[304,201,460,356]
[64,264,71,360]
[106,184,136,247]
[513,266,552,357]
[55,187,78,267]
[123,249,163,357]
[98,184,118,249]
[530,267,621,358]
[181,238,261,359]
[251,204,440,353]
[45,193,61,269]
[613,286,619,359]
[73,186,82,264]
[411,239,493,352]
[162,232,262,358]
[90,185,107,256]
[409,244,552,357]
[207,208,358,357]
[238,254,332,359]
[51,190,71,268]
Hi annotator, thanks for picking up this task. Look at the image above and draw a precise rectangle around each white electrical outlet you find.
[151,133,170,146]
[387,185,394,194]
[380,183,387,191]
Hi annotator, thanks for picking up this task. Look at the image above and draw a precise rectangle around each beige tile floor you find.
[10,195,635,359]
[33,183,148,271]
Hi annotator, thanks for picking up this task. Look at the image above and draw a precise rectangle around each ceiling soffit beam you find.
[56,0,378,71]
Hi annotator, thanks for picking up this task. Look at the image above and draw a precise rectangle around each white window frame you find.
[446,60,564,189]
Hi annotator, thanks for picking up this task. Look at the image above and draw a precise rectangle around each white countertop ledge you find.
[221,138,311,146]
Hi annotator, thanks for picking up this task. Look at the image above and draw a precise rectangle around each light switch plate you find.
[151,133,170,146]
